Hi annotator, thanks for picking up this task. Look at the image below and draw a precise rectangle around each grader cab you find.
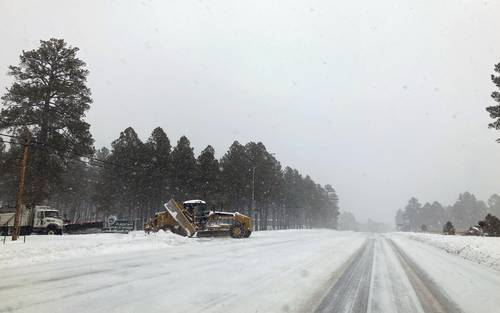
[144,199,252,238]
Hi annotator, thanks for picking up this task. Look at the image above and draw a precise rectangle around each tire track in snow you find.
[315,235,463,313]
[315,238,374,313]
[388,239,464,313]
[367,237,423,313]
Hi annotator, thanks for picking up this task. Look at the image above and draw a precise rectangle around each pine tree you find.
[0,141,23,205]
[486,63,500,142]
[450,192,487,230]
[482,214,500,237]
[91,147,110,219]
[220,141,251,211]
[145,127,172,211]
[443,221,455,235]
[419,201,447,232]
[244,142,283,229]
[195,145,222,206]
[0,38,94,204]
[403,197,422,231]
[170,136,197,200]
[100,127,147,218]
[282,167,305,228]
[325,184,340,229]
[0,141,8,204]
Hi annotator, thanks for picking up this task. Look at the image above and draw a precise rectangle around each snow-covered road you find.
[316,234,500,313]
[0,230,366,313]
[0,230,499,313]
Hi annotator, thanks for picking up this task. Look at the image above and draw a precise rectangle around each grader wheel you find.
[230,224,244,238]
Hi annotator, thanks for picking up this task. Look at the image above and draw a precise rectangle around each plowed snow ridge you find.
[396,232,500,271]
[0,231,195,268]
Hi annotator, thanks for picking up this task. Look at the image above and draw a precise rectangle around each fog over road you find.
[0,230,499,313]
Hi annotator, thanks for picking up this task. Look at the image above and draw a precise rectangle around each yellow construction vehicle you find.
[144,199,252,238]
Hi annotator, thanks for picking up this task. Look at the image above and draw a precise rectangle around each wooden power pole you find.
[12,131,31,241]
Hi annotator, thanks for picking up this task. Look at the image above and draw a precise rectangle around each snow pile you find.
[397,232,500,271]
[0,230,194,268]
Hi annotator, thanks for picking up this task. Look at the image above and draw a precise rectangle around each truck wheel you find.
[230,224,244,238]
[47,229,56,235]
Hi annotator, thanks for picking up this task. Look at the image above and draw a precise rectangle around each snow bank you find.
[0,230,194,268]
[396,232,500,271]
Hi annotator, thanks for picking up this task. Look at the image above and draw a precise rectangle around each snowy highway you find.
[1,230,499,313]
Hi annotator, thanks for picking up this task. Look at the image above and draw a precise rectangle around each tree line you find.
[0,38,339,230]
[337,211,392,233]
[395,192,500,232]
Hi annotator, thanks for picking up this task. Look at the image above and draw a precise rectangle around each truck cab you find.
[32,206,64,235]
[183,200,209,226]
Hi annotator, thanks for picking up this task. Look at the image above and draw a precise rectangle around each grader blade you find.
[164,199,197,237]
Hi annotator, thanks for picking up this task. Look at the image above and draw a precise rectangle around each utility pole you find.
[251,166,258,231]
[251,167,255,211]
[12,131,31,241]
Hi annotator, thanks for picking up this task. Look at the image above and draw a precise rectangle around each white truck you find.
[0,205,64,235]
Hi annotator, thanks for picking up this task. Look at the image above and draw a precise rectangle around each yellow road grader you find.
[144,199,252,238]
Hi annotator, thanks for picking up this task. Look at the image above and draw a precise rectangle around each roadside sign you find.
[102,215,134,233]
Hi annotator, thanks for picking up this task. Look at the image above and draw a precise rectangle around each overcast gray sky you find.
[1,0,500,223]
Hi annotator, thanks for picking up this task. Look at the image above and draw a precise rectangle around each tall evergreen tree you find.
[99,127,147,218]
[220,141,251,211]
[402,197,422,231]
[419,201,447,232]
[0,38,94,204]
[325,184,340,229]
[244,142,283,229]
[195,145,222,206]
[282,167,305,228]
[91,147,111,219]
[450,192,487,230]
[170,136,197,200]
[145,127,172,211]
[486,62,500,141]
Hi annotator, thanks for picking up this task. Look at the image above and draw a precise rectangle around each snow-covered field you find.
[394,232,500,271]
[0,231,194,268]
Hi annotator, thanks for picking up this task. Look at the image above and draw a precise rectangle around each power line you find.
[0,132,136,171]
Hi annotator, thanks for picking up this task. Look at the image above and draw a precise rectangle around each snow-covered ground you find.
[389,234,500,313]
[394,232,500,271]
[2,230,499,313]
[0,229,366,313]
[0,231,194,268]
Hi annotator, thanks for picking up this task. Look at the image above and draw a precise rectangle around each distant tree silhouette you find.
[486,62,500,142]
[443,221,455,235]
[481,214,500,237]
